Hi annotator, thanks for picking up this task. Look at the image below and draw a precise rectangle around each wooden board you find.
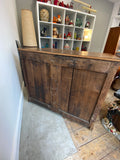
[65,133,120,160]
[18,48,120,62]
[59,67,73,112]
[68,69,106,122]
[104,27,120,55]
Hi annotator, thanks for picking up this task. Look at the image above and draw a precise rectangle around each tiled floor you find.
[64,89,120,160]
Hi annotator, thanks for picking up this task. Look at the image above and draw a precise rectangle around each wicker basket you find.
[21,9,37,47]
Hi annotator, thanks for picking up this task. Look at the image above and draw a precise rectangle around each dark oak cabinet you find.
[19,48,120,128]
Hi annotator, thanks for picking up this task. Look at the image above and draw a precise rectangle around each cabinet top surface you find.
[18,48,120,62]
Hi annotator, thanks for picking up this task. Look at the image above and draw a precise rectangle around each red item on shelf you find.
[66,4,69,8]
[59,1,64,7]
[70,2,73,9]
[54,0,59,5]
[67,32,72,38]
[44,0,48,2]
[64,33,66,39]
[61,1,64,7]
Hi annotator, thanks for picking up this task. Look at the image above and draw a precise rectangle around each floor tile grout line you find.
[71,126,84,133]
[70,119,103,133]
[76,132,108,149]
[99,146,120,160]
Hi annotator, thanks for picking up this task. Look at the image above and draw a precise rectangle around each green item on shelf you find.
[76,18,82,27]
[74,32,77,39]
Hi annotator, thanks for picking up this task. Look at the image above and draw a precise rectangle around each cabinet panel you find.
[68,69,106,122]
[25,60,51,104]
[59,67,73,112]
[50,65,61,108]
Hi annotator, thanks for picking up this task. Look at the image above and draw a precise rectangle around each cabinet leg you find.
[89,123,94,130]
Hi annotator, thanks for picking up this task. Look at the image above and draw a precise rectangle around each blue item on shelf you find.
[46,43,49,48]
[55,41,57,49]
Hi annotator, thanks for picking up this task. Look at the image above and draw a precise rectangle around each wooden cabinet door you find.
[68,69,106,122]
[25,59,51,105]
[24,57,73,112]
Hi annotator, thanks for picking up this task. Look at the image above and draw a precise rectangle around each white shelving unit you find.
[36,1,96,51]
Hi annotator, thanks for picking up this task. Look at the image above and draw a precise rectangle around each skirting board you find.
[11,81,24,160]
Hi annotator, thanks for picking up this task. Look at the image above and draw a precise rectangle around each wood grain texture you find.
[18,48,120,128]
[102,148,120,160]
[70,121,106,148]
[60,67,73,112]
[64,133,120,160]
[18,48,120,62]
[77,133,120,160]
[68,69,106,122]
[104,27,120,55]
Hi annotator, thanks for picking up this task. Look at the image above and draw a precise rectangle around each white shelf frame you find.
[36,1,96,51]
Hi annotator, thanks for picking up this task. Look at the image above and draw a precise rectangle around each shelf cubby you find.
[53,7,65,24]
[73,41,82,51]
[81,41,90,51]
[53,39,63,49]
[75,12,86,28]
[83,28,92,41]
[37,1,96,52]
[41,38,52,48]
[64,40,73,50]
[40,22,52,38]
[85,15,95,29]
[64,26,74,40]
[53,24,64,38]
[65,10,76,26]
[74,28,84,40]
[39,3,52,22]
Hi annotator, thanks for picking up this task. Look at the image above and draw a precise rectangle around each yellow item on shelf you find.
[83,29,92,41]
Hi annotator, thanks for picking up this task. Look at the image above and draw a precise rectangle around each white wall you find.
[109,1,120,27]
[0,0,23,159]
[101,1,120,52]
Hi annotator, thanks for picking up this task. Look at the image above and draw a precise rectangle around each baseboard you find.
[11,81,24,160]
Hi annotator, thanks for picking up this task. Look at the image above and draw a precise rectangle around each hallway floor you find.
[19,89,120,160]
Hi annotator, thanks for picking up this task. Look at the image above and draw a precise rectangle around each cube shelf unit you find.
[36,1,96,51]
